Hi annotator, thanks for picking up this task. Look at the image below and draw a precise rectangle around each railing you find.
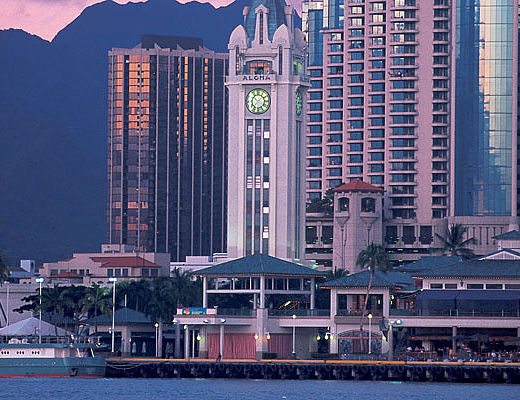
[216,308,256,316]
[390,309,520,317]
[268,309,330,317]
[336,310,383,316]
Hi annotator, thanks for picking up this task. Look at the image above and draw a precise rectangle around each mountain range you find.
[0,0,269,267]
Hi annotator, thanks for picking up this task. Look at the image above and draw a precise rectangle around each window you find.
[328,145,342,154]
[329,167,342,176]
[350,52,363,60]
[370,83,384,92]
[329,89,343,97]
[309,136,322,144]
[445,284,457,289]
[486,284,502,290]
[330,111,343,120]
[309,147,322,156]
[349,109,363,118]
[402,226,415,244]
[311,80,323,89]
[339,198,349,211]
[386,226,398,244]
[350,166,363,174]
[361,197,376,212]
[329,133,342,142]
[371,175,383,185]
[310,92,323,100]
[309,170,322,178]
[349,131,363,140]
[309,181,322,189]
[310,103,323,111]
[467,284,484,290]
[430,283,443,289]
[329,122,343,131]
[329,100,343,108]
[306,226,318,244]
[351,97,363,106]
[350,154,363,163]
[309,125,322,133]
[349,143,363,152]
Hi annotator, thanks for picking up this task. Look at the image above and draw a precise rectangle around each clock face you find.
[246,88,270,114]
[295,90,303,116]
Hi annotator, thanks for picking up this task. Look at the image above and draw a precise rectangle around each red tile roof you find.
[90,256,159,268]
[333,180,383,192]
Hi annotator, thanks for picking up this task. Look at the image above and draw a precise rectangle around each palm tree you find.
[356,242,391,352]
[0,254,10,284]
[80,283,111,334]
[436,223,477,259]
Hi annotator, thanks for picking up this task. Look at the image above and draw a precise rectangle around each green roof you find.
[493,230,520,240]
[196,254,325,277]
[412,259,520,279]
[87,307,151,325]
[321,270,415,289]
[480,248,520,259]
[397,256,462,273]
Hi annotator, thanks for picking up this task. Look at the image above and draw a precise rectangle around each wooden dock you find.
[106,358,520,383]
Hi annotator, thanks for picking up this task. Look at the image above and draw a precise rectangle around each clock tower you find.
[226,0,309,261]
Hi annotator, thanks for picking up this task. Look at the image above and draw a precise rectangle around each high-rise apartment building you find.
[303,0,520,270]
[452,0,518,218]
[226,0,309,260]
[107,35,228,262]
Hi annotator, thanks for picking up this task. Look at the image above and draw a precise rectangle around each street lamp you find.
[154,322,159,358]
[368,313,373,355]
[108,277,118,353]
[35,277,44,344]
[4,281,9,327]
[291,314,297,358]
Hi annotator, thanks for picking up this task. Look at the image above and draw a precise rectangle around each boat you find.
[0,340,106,378]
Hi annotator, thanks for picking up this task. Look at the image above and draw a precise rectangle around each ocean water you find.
[2,378,518,400]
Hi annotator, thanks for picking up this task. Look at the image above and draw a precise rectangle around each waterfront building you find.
[174,245,520,360]
[34,244,170,285]
[226,0,310,260]
[107,35,228,262]
[302,0,520,270]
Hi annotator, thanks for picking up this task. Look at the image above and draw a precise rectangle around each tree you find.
[0,254,10,284]
[80,283,111,334]
[356,243,391,352]
[436,223,477,259]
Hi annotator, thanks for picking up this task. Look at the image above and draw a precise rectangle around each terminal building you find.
[174,236,520,360]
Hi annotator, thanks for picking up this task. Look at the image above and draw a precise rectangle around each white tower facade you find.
[227,0,309,260]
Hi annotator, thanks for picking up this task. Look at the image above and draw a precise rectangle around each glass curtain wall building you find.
[107,35,228,261]
[452,0,518,217]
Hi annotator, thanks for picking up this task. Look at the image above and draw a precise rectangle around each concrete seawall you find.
[107,359,520,383]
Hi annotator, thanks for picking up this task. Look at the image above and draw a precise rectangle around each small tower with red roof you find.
[333,181,383,273]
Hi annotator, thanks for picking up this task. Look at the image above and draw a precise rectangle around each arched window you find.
[361,197,376,213]
[339,197,349,212]
[278,46,283,75]
[235,46,241,74]
[259,12,264,44]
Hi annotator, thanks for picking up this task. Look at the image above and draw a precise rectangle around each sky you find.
[0,0,301,42]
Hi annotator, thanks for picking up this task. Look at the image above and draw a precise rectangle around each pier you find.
[106,359,520,383]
